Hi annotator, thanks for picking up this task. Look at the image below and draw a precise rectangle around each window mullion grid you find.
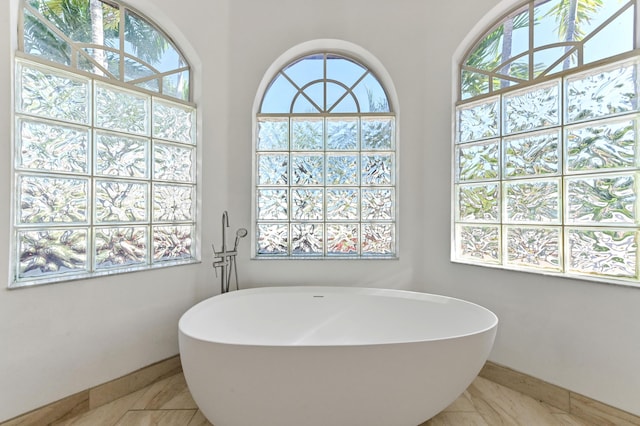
[257,54,395,259]
[89,79,96,273]
[119,6,127,85]
[148,98,155,266]
[323,54,327,113]
[14,4,196,287]
[559,71,566,275]
[357,117,363,256]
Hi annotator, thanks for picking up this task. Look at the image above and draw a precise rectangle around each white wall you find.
[0,0,229,421]
[2,0,639,421]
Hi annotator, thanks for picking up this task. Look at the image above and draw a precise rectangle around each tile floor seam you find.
[110,410,129,426]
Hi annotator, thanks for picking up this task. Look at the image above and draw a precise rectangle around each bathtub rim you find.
[178,285,499,348]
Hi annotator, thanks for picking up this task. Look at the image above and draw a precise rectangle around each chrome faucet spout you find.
[222,211,229,252]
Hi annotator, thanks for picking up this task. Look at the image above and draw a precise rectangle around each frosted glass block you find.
[153,184,194,222]
[257,189,288,220]
[455,224,501,263]
[362,224,394,255]
[327,224,358,255]
[456,140,500,182]
[96,132,148,178]
[327,118,358,150]
[361,188,394,220]
[361,117,394,150]
[17,118,89,173]
[505,226,561,271]
[327,189,359,220]
[326,154,358,185]
[17,62,89,124]
[152,225,193,261]
[95,180,148,223]
[504,178,560,224]
[362,154,394,185]
[566,117,637,173]
[504,130,560,178]
[19,175,88,224]
[18,228,88,279]
[291,155,324,185]
[95,226,148,269]
[257,224,288,255]
[566,60,638,123]
[292,189,323,220]
[456,183,499,222]
[257,118,289,150]
[258,154,288,185]
[153,99,195,144]
[565,173,637,225]
[95,83,149,135]
[292,118,323,150]
[456,98,499,142]
[566,228,638,278]
[154,143,194,182]
[292,224,323,255]
[504,81,560,134]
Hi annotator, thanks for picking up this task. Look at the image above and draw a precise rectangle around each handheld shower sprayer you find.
[233,228,248,251]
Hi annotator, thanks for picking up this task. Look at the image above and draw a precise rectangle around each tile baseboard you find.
[480,361,640,426]
[0,355,182,426]
[3,357,639,426]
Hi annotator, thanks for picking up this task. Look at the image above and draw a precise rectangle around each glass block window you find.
[21,0,190,100]
[13,0,196,287]
[454,0,640,287]
[255,53,396,258]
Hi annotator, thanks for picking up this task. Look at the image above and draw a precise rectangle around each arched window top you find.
[20,0,191,101]
[460,0,636,101]
[260,53,391,114]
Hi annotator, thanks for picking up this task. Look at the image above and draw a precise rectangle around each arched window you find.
[12,0,197,287]
[254,50,397,258]
[453,0,639,286]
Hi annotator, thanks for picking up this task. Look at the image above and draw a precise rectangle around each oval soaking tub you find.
[179,286,498,426]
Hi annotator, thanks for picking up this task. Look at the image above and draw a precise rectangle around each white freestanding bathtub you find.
[178,286,498,426]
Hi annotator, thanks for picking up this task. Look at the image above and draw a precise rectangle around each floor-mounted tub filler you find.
[179,286,498,426]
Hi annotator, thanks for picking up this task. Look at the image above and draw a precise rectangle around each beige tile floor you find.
[52,372,596,426]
